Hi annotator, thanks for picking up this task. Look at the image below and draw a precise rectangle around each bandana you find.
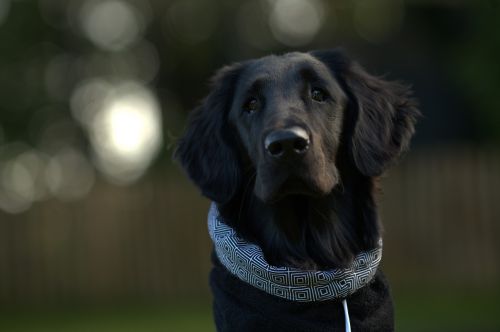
[208,203,382,303]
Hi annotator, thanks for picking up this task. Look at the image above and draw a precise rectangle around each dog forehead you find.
[239,52,333,87]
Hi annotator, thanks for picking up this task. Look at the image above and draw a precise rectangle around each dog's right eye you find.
[311,88,328,103]
[243,98,259,114]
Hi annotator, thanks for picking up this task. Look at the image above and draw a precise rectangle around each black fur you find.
[210,253,394,332]
[176,49,419,269]
[175,49,419,330]
[311,50,419,177]
[175,64,244,204]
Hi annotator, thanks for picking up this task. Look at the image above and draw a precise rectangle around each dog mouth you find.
[254,173,331,203]
[272,177,325,201]
[253,154,339,203]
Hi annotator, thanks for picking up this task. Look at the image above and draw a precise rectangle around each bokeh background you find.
[0,0,499,331]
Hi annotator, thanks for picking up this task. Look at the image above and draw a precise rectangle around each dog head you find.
[176,49,419,204]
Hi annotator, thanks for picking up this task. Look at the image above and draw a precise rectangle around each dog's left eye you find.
[243,98,259,114]
[311,88,327,102]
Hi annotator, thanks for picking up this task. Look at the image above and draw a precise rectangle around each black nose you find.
[264,127,310,158]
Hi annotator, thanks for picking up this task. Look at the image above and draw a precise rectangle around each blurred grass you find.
[0,303,215,332]
[394,288,500,332]
[1,290,499,332]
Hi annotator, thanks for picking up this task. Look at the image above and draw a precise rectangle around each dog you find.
[176,49,419,332]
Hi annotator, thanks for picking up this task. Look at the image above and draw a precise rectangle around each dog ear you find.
[311,49,420,176]
[175,64,243,204]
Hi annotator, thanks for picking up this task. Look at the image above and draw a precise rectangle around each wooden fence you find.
[0,146,499,305]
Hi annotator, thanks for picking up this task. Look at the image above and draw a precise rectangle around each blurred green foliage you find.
[0,304,215,332]
[1,289,500,332]
[452,4,500,141]
[0,0,499,148]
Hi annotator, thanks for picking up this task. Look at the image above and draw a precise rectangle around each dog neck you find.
[219,172,381,270]
[208,203,383,302]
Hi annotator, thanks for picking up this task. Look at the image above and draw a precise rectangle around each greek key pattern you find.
[208,203,382,302]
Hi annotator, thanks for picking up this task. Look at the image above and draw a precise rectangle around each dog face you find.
[227,53,346,202]
[176,49,419,205]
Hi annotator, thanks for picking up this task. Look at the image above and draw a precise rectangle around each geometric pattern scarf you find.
[208,203,383,303]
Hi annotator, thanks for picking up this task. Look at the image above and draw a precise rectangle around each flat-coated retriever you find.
[176,49,419,332]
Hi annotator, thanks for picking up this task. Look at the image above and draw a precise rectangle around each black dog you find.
[176,49,419,331]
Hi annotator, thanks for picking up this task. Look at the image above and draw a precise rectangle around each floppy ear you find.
[175,64,243,204]
[311,49,420,176]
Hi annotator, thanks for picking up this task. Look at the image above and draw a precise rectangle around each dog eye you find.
[311,88,327,102]
[243,98,259,114]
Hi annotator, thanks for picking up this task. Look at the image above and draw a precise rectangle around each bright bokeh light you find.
[268,0,324,46]
[103,100,155,158]
[0,160,34,214]
[0,145,50,214]
[71,78,112,127]
[79,0,144,51]
[16,150,50,201]
[0,143,96,213]
[353,0,404,43]
[72,80,162,184]
[45,147,95,201]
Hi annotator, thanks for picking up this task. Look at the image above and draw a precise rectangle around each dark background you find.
[0,0,499,331]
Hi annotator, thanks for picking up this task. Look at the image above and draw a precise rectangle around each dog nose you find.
[264,127,310,158]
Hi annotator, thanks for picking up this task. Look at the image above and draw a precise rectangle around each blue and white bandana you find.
[208,203,382,303]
